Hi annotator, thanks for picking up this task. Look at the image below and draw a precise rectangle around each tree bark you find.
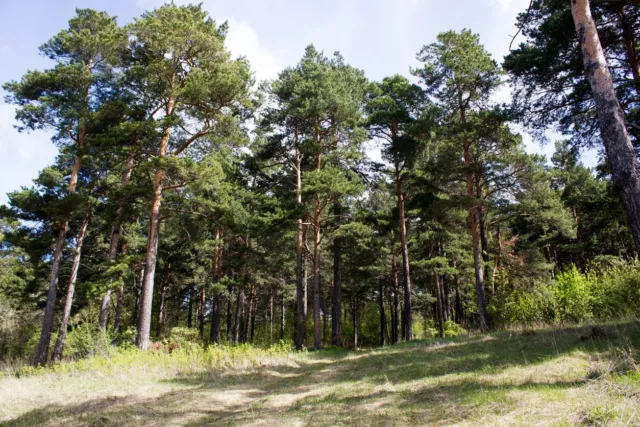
[233,289,244,344]
[98,290,112,331]
[245,283,256,343]
[379,277,387,346]
[280,286,286,341]
[210,229,223,344]
[136,95,174,350]
[187,289,193,328]
[33,148,84,366]
[331,201,342,346]
[51,207,91,362]
[395,162,413,340]
[269,286,274,345]
[617,5,640,98]
[198,286,206,339]
[391,247,399,344]
[294,126,306,350]
[312,213,322,350]
[434,273,445,338]
[461,108,490,331]
[100,151,136,331]
[226,284,233,341]
[572,0,640,252]
[113,286,124,333]
[210,294,221,344]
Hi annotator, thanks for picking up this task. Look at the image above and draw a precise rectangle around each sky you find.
[0,0,598,205]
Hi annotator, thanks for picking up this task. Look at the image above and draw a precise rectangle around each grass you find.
[2,323,640,426]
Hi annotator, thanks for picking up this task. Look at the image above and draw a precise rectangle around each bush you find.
[551,265,593,322]
[0,299,39,360]
[165,327,203,352]
[64,323,112,360]
[444,320,466,337]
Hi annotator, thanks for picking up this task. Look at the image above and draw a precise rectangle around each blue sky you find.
[0,0,596,204]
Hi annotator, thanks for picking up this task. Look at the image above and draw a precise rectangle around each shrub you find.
[551,265,593,322]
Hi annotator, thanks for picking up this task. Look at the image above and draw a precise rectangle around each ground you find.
[2,323,640,426]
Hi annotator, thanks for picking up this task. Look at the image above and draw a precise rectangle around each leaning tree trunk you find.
[51,207,91,362]
[33,95,88,366]
[395,163,413,340]
[571,0,640,252]
[331,200,343,346]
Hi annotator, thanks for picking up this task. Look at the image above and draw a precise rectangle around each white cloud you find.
[489,0,529,10]
[134,1,281,83]
[0,104,58,204]
[225,18,281,83]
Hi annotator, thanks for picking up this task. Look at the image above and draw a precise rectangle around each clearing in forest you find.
[2,322,640,426]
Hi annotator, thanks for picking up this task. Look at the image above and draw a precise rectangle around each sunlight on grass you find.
[2,323,640,426]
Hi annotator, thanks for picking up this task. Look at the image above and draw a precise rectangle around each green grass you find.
[2,323,640,426]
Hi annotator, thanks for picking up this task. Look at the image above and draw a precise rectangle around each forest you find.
[2,0,640,423]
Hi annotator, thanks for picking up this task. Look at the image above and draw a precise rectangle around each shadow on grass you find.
[4,322,639,426]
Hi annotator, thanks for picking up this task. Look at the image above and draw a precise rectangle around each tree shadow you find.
[4,322,639,426]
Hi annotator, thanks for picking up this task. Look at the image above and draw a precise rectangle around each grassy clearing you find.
[2,323,640,426]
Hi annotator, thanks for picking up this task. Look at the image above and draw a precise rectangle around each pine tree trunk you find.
[462,130,490,331]
[303,249,309,321]
[245,283,256,343]
[209,229,223,344]
[136,97,174,350]
[617,5,640,98]
[294,127,306,350]
[99,290,112,331]
[442,273,451,322]
[198,286,206,339]
[226,285,233,341]
[395,163,413,340]
[33,149,84,366]
[187,289,193,328]
[101,151,136,331]
[156,285,167,337]
[269,286,274,345]
[352,298,359,348]
[133,267,144,328]
[281,287,286,341]
[331,201,343,346]
[476,175,491,286]
[379,277,386,346]
[114,286,124,333]
[391,248,399,344]
[210,294,221,344]
[571,0,640,252]
[312,212,322,350]
[233,289,244,344]
[434,273,445,338]
[51,207,91,362]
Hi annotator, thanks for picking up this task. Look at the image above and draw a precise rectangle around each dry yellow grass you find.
[2,323,640,426]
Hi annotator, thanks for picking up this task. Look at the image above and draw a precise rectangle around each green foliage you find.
[552,266,593,322]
